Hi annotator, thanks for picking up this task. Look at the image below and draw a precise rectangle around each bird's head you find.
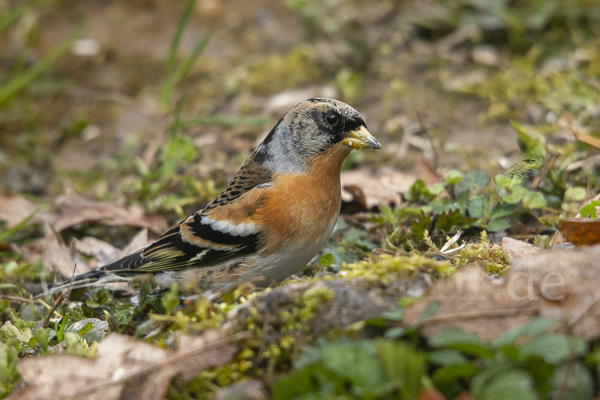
[254,98,381,174]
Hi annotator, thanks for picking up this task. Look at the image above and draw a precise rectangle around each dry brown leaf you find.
[0,194,37,228]
[119,228,151,257]
[11,329,241,400]
[50,192,168,234]
[19,238,46,263]
[42,221,91,278]
[559,219,600,246]
[403,245,600,341]
[415,154,443,186]
[341,167,414,210]
[501,237,544,260]
[71,237,121,267]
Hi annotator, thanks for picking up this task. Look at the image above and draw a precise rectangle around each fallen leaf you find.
[11,329,241,400]
[50,192,168,234]
[403,245,600,341]
[559,219,600,246]
[341,167,414,210]
[0,194,37,228]
[415,154,443,186]
[42,221,91,278]
[501,237,544,260]
[19,238,46,263]
[119,228,151,257]
[71,237,121,268]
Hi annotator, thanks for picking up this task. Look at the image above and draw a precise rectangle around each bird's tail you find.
[35,270,128,299]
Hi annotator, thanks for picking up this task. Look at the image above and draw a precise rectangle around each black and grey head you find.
[253,98,380,173]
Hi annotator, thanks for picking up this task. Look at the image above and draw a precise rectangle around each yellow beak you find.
[342,126,381,150]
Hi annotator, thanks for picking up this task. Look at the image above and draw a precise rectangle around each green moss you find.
[343,253,455,283]
[450,231,509,275]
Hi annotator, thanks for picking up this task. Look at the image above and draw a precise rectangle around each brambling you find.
[40,98,381,297]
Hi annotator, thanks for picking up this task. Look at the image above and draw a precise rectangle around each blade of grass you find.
[170,31,212,88]
[166,0,199,76]
[0,210,37,243]
[0,23,86,105]
[0,0,48,35]
[161,30,212,108]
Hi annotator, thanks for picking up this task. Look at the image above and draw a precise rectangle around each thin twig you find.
[531,150,562,189]
[0,295,42,304]
[41,263,77,329]
[418,307,539,326]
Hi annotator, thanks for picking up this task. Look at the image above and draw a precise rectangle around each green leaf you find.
[420,301,440,320]
[519,334,586,364]
[468,195,489,218]
[472,369,537,400]
[0,321,33,344]
[510,121,545,160]
[0,284,19,290]
[455,170,490,196]
[427,349,469,366]
[319,253,334,267]
[489,203,519,219]
[487,218,512,232]
[375,340,425,400]
[548,363,594,400]
[493,318,556,348]
[0,299,9,313]
[406,180,436,203]
[433,363,479,386]
[430,328,482,347]
[322,341,388,392]
[510,121,538,150]
[342,229,377,250]
[444,170,463,185]
[495,173,515,190]
[429,328,494,359]
[437,209,476,232]
[564,187,587,203]
[503,186,528,204]
[579,200,600,219]
[273,362,334,399]
[162,283,179,315]
[379,308,404,322]
[523,191,546,209]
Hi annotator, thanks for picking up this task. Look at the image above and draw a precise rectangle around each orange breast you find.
[255,143,350,254]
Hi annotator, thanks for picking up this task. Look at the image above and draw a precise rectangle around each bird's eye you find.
[326,112,339,125]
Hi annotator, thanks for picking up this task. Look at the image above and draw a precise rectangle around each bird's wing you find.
[103,159,273,275]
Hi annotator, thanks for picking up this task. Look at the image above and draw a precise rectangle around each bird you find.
[39,98,381,298]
